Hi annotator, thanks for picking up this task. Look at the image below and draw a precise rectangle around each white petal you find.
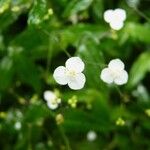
[108,59,124,70]
[44,91,56,102]
[53,66,68,85]
[109,21,124,30]
[100,68,113,84]
[65,57,85,73]
[68,73,86,90]
[114,70,128,85]
[47,102,58,110]
[104,9,114,23]
[114,8,126,22]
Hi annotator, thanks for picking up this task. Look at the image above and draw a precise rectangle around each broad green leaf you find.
[24,103,49,123]
[63,88,111,133]
[63,107,111,133]
[125,22,150,43]
[63,0,93,17]
[0,0,10,14]
[13,53,42,92]
[128,51,150,88]
[59,24,107,49]
[0,57,14,91]
[76,38,107,92]
[28,0,47,25]
[91,0,103,20]
[9,27,50,60]
[0,11,18,31]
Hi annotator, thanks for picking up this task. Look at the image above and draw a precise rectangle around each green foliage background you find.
[0,0,150,149]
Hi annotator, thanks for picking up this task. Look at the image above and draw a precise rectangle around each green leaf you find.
[13,53,42,92]
[91,0,103,20]
[125,22,150,44]
[63,99,111,133]
[24,103,49,123]
[63,109,111,133]
[0,11,17,31]
[0,57,14,91]
[10,27,49,56]
[128,51,150,88]
[0,0,10,14]
[28,0,47,25]
[76,38,107,91]
[59,24,107,49]
[63,0,93,17]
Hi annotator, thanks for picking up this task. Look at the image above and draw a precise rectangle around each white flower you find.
[14,121,21,130]
[44,91,61,110]
[53,57,86,90]
[104,8,126,30]
[87,130,97,141]
[100,59,128,85]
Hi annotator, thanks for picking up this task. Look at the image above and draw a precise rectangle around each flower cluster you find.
[52,8,128,90]
[53,58,128,89]
[104,8,126,30]
[116,117,125,126]
[47,8,128,110]
[43,91,61,110]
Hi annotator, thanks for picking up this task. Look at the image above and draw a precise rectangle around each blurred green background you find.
[0,0,150,149]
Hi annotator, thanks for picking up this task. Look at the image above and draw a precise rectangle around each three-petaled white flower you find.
[53,57,86,90]
[44,91,61,110]
[100,59,128,85]
[104,8,126,30]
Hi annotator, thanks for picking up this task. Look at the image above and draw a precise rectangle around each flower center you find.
[66,69,77,78]
[110,68,121,79]
[112,13,121,22]
[51,98,58,105]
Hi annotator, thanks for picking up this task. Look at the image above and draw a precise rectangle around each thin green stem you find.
[115,86,129,103]
[58,125,72,150]
[62,49,71,58]
[98,31,111,41]
[133,7,150,22]
[27,123,32,150]
[46,37,53,73]
[41,28,71,58]
[42,29,51,36]
[38,28,53,73]
[47,111,71,150]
